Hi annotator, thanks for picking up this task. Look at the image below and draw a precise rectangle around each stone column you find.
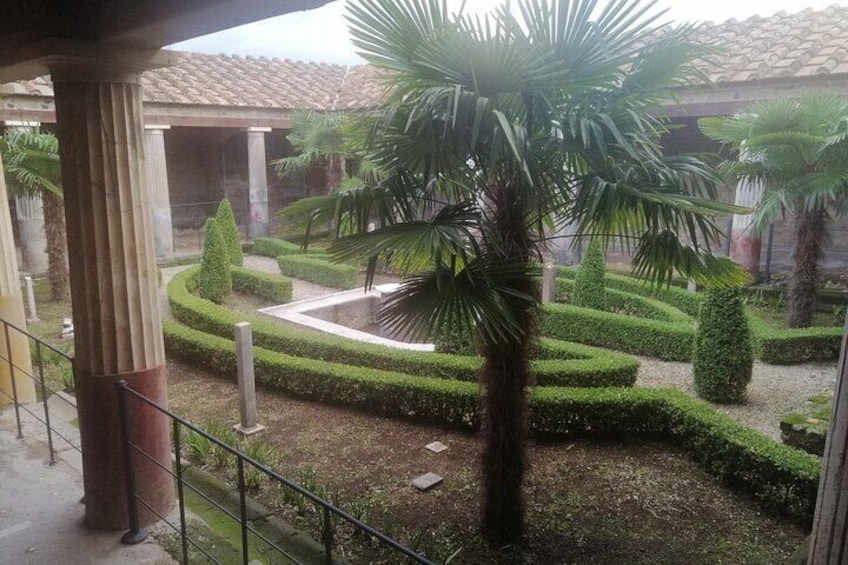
[4,120,49,275]
[808,317,848,564]
[550,219,582,265]
[0,152,36,406]
[143,125,174,259]
[50,63,173,530]
[246,127,271,239]
[729,179,764,279]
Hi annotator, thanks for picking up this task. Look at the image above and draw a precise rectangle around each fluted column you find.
[246,126,270,239]
[51,63,172,530]
[0,152,36,406]
[808,317,848,564]
[143,125,174,259]
[729,179,764,279]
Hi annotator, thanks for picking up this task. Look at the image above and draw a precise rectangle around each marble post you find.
[143,125,174,259]
[808,316,848,564]
[51,63,173,530]
[729,179,764,279]
[234,322,263,436]
[0,152,36,406]
[246,127,271,240]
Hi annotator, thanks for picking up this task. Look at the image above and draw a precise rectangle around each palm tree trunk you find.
[787,206,826,328]
[480,182,537,543]
[42,192,68,302]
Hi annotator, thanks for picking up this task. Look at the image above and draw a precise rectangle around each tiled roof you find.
[693,4,848,82]
[5,5,848,110]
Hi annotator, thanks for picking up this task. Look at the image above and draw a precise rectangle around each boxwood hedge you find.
[253,237,326,258]
[276,255,359,290]
[230,267,293,304]
[164,319,821,525]
[168,267,639,387]
[557,267,842,364]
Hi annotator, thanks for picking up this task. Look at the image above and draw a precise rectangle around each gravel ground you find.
[637,356,838,440]
[163,255,840,441]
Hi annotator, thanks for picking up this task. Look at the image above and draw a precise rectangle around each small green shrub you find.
[572,240,606,310]
[198,218,232,304]
[215,199,243,267]
[276,255,358,289]
[253,237,324,258]
[693,288,754,404]
[230,267,292,304]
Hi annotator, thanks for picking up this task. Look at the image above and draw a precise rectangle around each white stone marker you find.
[234,322,264,436]
[542,261,557,303]
[23,276,38,323]
[687,280,697,293]
[425,441,448,453]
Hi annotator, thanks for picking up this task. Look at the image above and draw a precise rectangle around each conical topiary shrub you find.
[693,288,753,404]
[572,240,606,310]
[198,217,232,304]
[215,198,243,267]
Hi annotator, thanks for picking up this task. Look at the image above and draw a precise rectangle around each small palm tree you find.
[700,94,848,328]
[0,131,68,301]
[287,0,746,542]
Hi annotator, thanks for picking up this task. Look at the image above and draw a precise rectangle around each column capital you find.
[144,124,171,132]
[2,120,41,128]
[245,126,272,134]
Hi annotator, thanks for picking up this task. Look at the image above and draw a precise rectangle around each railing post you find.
[323,505,332,564]
[3,322,23,439]
[117,380,148,544]
[237,456,250,565]
[35,341,55,465]
[172,419,189,565]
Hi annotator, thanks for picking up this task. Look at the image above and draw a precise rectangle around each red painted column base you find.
[730,234,762,280]
[76,364,174,530]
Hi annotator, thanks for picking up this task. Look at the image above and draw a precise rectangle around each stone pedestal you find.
[246,127,270,240]
[729,179,764,279]
[15,195,49,274]
[143,125,174,259]
[808,319,848,564]
[51,64,173,530]
[0,152,36,406]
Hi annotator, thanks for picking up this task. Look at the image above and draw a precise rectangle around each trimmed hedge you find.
[558,266,842,364]
[164,319,821,525]
[253,238,325,258]
[168,267,639,387]
[215,199,243,267]
[276,255,359,289]
[555,279,692,324]
[541,300,695,361]
[693,289,753,403]
[230,267,293,304]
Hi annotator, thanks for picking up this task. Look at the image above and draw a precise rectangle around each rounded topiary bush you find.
[215,198,243,267]
[693,288,753,404]
[572,240,606,310]
[198,218,232,304]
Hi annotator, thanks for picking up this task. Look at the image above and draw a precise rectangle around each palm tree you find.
[272,110,353,195]
[287,0,745,542]
[0,130,68,301]
[700,94,848,328]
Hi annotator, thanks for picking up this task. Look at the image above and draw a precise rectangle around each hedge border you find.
[253,237,326,258]
[557,267,842,364]
[168,267,639,387]
[276,255,359,290]
[230,267,293,304]
[164,319,821,526]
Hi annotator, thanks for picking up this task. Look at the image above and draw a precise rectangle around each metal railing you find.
[0,316,79,463]
[116,380,434,565]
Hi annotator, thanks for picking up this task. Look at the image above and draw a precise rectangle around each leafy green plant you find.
[215,199,244,267]
[197,218,232,304]
[572,241,606,310]
[693,288,754,403]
